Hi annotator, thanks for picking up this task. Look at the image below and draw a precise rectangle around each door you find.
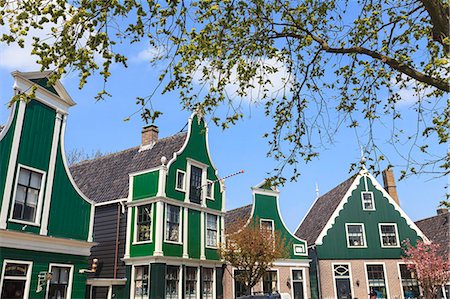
[336,278,352,299]
[293,281,304,299]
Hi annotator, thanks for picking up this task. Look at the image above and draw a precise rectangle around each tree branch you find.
[420,0,449,53]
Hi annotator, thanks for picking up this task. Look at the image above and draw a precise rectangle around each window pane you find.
[1,280,26,299]
[137,205,152,242]
[177,171,185,190]
[18,169,30,185]
[166,266,179,299]
[23,205,36,222]
[207,214,217,229]
[263,271,278,294]
[185,267,197,298]
[134,266,149,297]
[27,188,39,205]
[261,220,273,232]
[30,172,42,189]
[292,270,303,281]
[166,205,180,242]
[12,202,23,220]
[4,263,28,276]
[206,182,212,198]
[189,166,202,203]
[15,186,26,203]
[51,268,60,283]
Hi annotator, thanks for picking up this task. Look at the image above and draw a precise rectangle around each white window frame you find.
[290,268,308,299]
[205,180,214,200]
[130,263,150,299]
[164,204,182,244]
[165,264,182,299]
[332,263,354,299]
[261,268,280,295]
[260,219,275,234]
[293,244,306,256]
[397,262,421,299]
[185,158,208,205]
[9,164,46,226]
[345,223,367,248]
[364,262,390,299]
[133,204,153,245]
[361,191,375,211]
[45,263,74,299]
[378,223,400,248]
[0,259,33,299]
[175,170,186,192]
[206,213,219,249]
[201,267,215,299]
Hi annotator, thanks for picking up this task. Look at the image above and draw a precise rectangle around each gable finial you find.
[315,182,320,198]
[195,105,205,125]
[360,145,367,169]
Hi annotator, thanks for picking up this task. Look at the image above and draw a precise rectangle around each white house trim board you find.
[45,263,74,299]
[0,259,33,299]
[0,101,16,142]
[272,260,311,267]
[40,112,63,235]
[124,206,132,258]
[183,207,189,258]
[0,100,26,229]
[59,116,95,205]
[95,198,127,207]
[122,256,224,267]
[8,164,47,227]
[200,211,206,259]
[315,173,361,245]
[0,229,94,256]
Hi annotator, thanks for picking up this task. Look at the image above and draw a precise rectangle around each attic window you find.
[379,224,399,247]
[361,192,375,210]
[189,165,202,204]
[175,170,186,192]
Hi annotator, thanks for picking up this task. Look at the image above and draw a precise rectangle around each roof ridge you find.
[415,211,449,223]
[226,204,252,213]
[70,131,188,167]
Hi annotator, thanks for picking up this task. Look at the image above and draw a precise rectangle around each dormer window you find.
[189,165,202,204]
[361,192,375,210]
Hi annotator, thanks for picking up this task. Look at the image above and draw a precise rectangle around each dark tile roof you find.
[415,210,450,259]
[224,204,252,233]
[295,175,357,245]
[70,132,187,203]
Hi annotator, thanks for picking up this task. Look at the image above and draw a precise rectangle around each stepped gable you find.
[415,210,450,259]
[295,175,356,245]
[70,132,187,203]
[224,204,252,233]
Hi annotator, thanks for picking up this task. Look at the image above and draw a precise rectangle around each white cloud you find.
[131,46,166,63]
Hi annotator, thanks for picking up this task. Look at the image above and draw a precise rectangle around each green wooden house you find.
[295,167,428,299]
[223,182,310,299]
[70,112,225,298]
[0,71,95,299]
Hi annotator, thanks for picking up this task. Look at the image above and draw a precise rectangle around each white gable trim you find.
[314,169,429,245]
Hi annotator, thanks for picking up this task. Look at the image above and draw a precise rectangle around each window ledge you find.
[132,240,153,245]
[8,218,40,227]
[164,240,183,245]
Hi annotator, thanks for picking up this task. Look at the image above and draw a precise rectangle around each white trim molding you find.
[0,229,95,256]
[0,100,26,229]
[0,259,33,299]
[45,263,74,299]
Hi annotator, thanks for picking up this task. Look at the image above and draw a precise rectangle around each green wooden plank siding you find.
[130,206,156,257]
[132,171,159,200]
[188,209,201,259]
[17,100,55,171]
[317,176,421,259]
[253,193,307,259]
[0,247,88,299]
[205,248,219,260]
[165,116,222,210]
[47,145,91,240]
[150,263,165,299]
[0,104,18,209]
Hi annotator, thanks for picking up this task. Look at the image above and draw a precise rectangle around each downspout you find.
[113,203,121,279]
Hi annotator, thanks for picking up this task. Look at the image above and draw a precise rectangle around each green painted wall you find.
[205,248,219,260]
[130,205,156,257]
[165,115,222,211]
[150,263,165,299]
[0,247,88,299]
[317,176,422,259]
[48,144,91,240]
[133,171,159,200]
[252,192,308,259]
[162,242,183,257]
[0,103,18,209]
[188,209,201,259]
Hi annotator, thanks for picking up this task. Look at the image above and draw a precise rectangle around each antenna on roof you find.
[315,182,320,198]
[360,145,367,168]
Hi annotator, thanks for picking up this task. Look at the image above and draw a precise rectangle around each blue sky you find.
[0,42,447,232]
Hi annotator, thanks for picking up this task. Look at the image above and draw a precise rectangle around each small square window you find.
[260,219,274,233]
[176,170,186,192]
[346,224,366,247]
[293,244,306,255]
[361,192,375,210]
[379,224,399,247]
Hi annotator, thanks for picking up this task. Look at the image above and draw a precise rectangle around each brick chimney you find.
[142,124,158,147]
[382,168,400,206]
[437,207,449,215]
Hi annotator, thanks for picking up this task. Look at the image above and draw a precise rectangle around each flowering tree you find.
[402,240,450,299]
[220,219,289,296]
